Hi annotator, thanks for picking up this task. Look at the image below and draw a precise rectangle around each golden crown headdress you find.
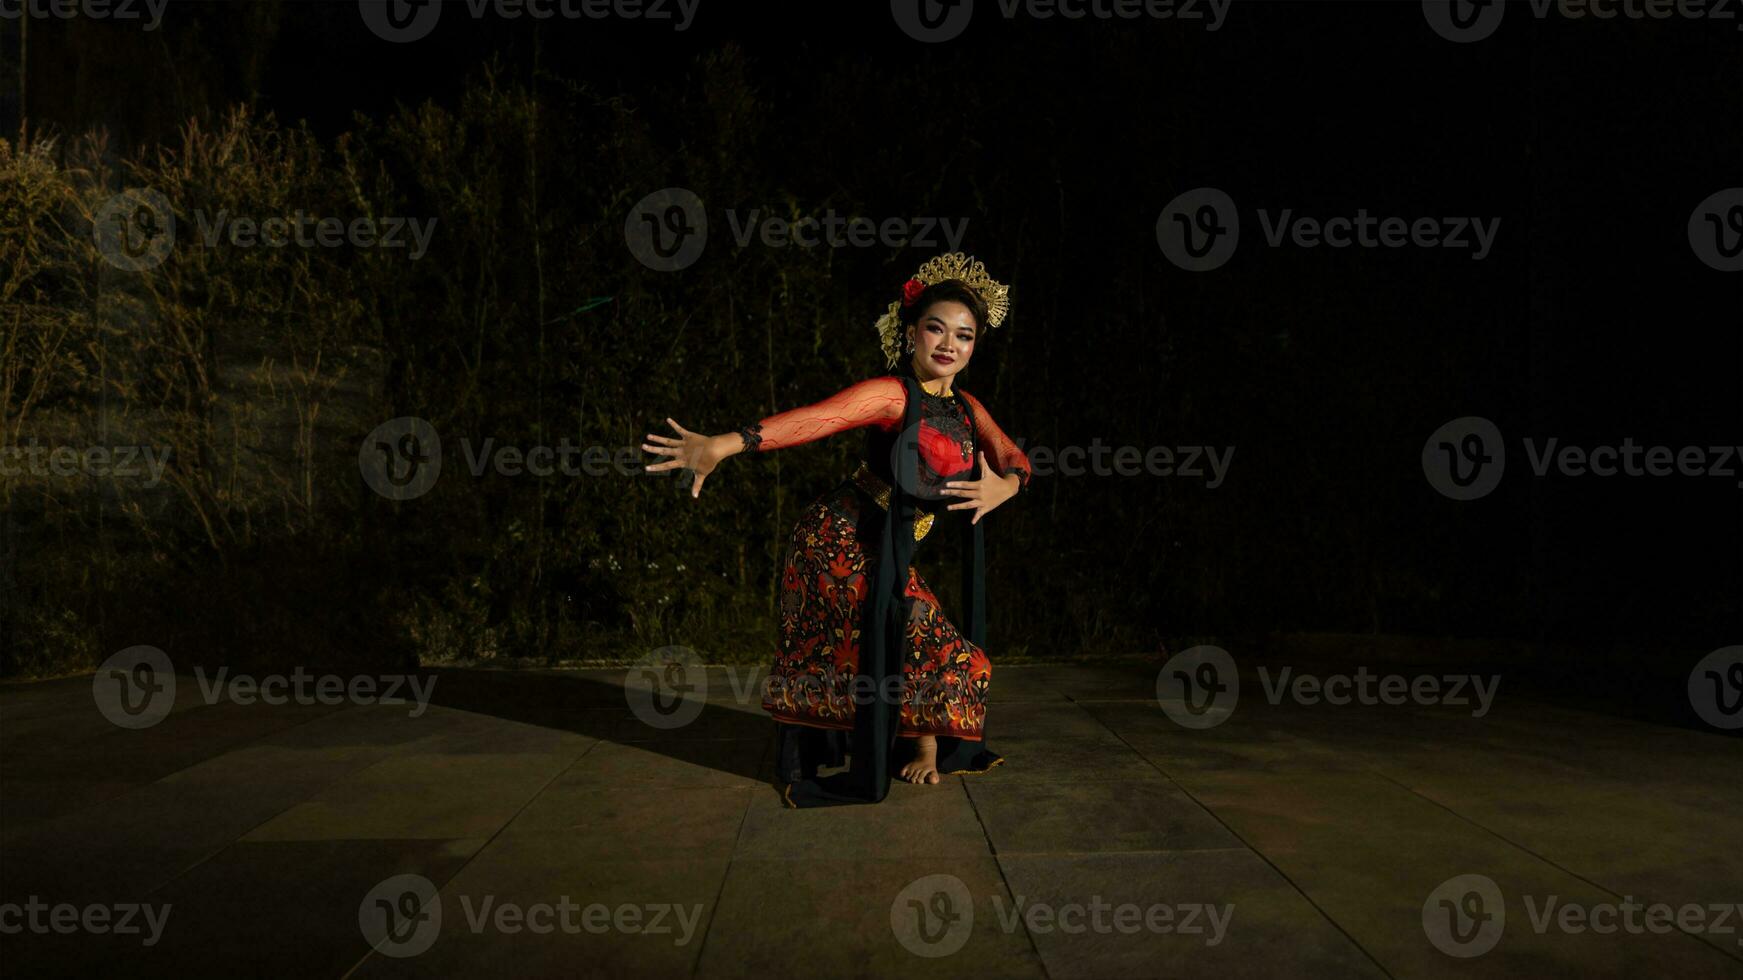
[873,252,1011,369]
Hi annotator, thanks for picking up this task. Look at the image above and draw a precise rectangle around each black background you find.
[5,0,1739,689]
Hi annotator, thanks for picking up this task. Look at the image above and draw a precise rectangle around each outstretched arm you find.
[643,376,906,498]
[734,375,905,452]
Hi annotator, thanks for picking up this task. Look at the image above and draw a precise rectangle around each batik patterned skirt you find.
[760,480,993,739]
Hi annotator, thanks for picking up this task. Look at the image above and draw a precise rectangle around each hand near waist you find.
[940,452,1021,525]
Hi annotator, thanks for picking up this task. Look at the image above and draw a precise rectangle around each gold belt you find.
[852,461,934,541]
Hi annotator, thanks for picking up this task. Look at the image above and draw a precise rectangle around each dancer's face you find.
[907,300,977,386]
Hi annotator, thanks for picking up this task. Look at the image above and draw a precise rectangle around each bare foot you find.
[900,735,941,785]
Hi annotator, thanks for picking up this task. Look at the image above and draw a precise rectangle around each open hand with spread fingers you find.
[641,418,745,498]
[940,451,1022,524]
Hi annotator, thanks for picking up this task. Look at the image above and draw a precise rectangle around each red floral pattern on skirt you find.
[761,484,992,739]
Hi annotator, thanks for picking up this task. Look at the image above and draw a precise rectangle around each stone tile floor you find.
[1,662,1738,978]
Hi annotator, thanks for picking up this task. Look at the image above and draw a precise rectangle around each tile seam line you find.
[7,700,362,832]
[6,702,367,870]
[1368,768,1743,967]
[109,713,597,915]
[339,737,604,979]
[689,735,768,979]
[963,773,1054,980]
[1072,692,1397,980]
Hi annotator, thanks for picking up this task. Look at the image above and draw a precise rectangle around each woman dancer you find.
[642,253,1032,807]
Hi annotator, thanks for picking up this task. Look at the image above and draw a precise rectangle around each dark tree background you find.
[1,2,1737,692]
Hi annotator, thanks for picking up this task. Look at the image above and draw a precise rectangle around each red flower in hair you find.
[900,277,926,307]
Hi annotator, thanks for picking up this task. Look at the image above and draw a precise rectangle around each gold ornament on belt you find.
[874,252,1011,369]
[853,462,935,541]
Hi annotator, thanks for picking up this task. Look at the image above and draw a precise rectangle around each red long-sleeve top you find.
[736,376,1033,492]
